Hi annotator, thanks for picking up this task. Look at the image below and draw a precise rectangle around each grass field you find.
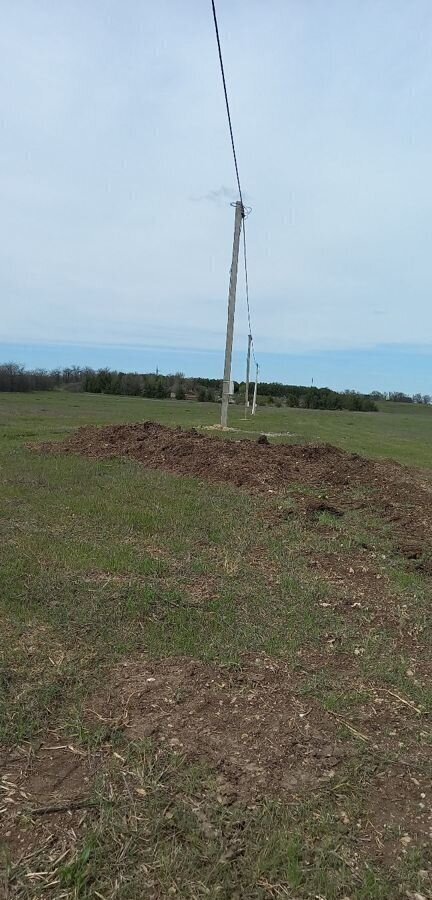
[2,390,432,466]
[1,392,431,899]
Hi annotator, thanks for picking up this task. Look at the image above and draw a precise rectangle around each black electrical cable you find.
[211,0,259,367]
[210,0,243,206]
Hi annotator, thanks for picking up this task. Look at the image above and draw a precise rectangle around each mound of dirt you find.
[35,421,432,558]
[37,420,370,491]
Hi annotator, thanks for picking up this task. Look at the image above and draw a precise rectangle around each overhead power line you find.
[210,0,258,368]
[210,0,243,206]
[242,219,257,366]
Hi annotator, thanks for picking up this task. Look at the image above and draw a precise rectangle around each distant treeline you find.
[253,382,376,411]
[370,390,431,405]
[0,363,90,392]
[1,362,430,411]
[0,363,221,402]
[82,370,221,402]
[62,369,379,410]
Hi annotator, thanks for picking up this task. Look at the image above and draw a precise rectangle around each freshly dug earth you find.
[36,421,432,559]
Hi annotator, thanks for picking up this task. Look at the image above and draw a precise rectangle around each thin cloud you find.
[191,185,237,204]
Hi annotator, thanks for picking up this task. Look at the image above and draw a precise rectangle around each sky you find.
[1,0,432,393]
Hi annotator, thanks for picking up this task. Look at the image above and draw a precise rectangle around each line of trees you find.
[0,363,222,399]
[83,369,169,398]
[238,383,378,412]
[82,371,379,410]
[0,362,92,392]
[371,390,431,405]
[81,369,221,400]
[1,362,431,412]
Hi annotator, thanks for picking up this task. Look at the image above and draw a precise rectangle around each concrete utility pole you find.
[251,362,259,415]
[244,333,252,416]
[221,200,243,427]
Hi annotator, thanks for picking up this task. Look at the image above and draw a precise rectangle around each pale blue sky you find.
[1,1,432,390]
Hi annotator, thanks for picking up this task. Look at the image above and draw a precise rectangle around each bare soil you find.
[0,741,100,863]
[3,654,429,868]
[87,653,431,861]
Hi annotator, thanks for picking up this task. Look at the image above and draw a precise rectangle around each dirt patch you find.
[307,549,394,616]
[89,654,347,802]
[34,421,432,562]
[87,654,431,857]
[0,741,101,864]
[1,657,430,883]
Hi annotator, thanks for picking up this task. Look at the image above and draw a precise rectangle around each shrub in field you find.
[197,387,206,402]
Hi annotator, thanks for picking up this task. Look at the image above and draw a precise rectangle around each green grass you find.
[1,390,432,466]
[1,391,431,899]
